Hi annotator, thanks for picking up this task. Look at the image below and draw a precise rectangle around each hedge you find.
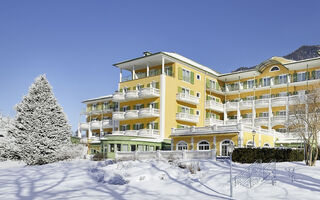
[232,148,304,163]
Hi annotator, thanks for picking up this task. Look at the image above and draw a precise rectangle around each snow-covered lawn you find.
[0,159,319,200]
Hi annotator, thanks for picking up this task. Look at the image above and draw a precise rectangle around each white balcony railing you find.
[271,97,287,107]
[124,110,139,119]
[205,100,224,112]
[102,119,112,128]
[138,108,160,118]
[138,129,160,138]
[255,117,269,126]
[255,99,269,108]
[226,119,238,125]
[289,95,300,105]
[125,90,139,100]
[113,111,125,120]
[176,112,199,123]
[112,131,125,135]
[125,130,139,136]
[226,102,238,111]
[80,122,89,130]
[241,118,252,125]
[112,92,125,102]
[90,121,101,130]
[204,118,224,126]
[240,100,253,109]
[176,93,199,105]
[272,116,286,125]
[171,124,240,136]
[139,87,160,98]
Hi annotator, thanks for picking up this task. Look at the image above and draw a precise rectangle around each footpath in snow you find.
[0,159,320,200]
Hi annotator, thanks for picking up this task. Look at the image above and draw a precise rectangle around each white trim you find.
[197,140,210,150]
[176,141,188,150]
[270,66,280,72]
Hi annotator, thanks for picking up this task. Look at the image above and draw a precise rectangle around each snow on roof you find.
[82,95,113,104]
[163,52,220,76]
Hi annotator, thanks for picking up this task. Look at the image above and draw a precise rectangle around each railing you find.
[226,102,238,111]
[125,90,139,99]
[138,129,160,137]
[255,99,269,108]
[204,118,224,126]
[121,75,132,82]
[226,119,238,125]
[125,130,139,136]
[139,87,160,98]
[240,100,253,109]
[272,116,286,125]
[255,117,269,126]
[271,97,287,106]
[176,112,199,123]
[176,93,200,105]
[112,92,125,102]
[241,118,252,125]
[115,150,216,161]
[124,110,139,119]
[205,100,224,112]
[112,111,125,120]
[171,124,240,136]
[138,108,160,118]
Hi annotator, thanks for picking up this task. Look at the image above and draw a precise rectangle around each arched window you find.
[246,140,254,148]
[270,66,280,72]
[221,140,234,156]
[198,140,210,150]
[177,141,188,150]
[263,143,270,148]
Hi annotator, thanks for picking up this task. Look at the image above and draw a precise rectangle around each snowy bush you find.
[0,115,20,161]
[88,166,105,183]
[107,174,128,185]
[8,75,73,165]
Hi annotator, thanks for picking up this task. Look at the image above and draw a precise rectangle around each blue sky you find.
[0,0,319,132]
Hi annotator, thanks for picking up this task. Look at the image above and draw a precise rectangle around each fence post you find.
[183,150,187,160]
[157,150,161,160]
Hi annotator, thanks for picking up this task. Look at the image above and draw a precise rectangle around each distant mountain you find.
[283,45,320,61]
[232,45,320,72]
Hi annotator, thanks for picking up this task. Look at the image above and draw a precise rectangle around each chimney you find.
[143,51,152,56]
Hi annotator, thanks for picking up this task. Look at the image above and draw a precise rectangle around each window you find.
[297,72,306,82]
[262,77,271,87]
[181,106,190,114]
[122,144,128,151]
[182,69,191,82]
[196,110,200,116]
[120,124,129,131]
[221,140,234,156]
[278,74,288,84]
[196,92,200,98]
[246,140,254,148]
[181,87,190,94]
[133,123,144,130]
[122,106,129,112]
[165,66,173,76]
[177,141,188,150]
[92,103,97,111]
[138,145,145,151]
[116,144,121,151]
[109,144,115,152]
[196,74,201,80]
[316,70,320,79]
[136,72,146,79]
[123,87,129,92]
[276,128,287,133]
[228,83,239,91]
[247,80,254,89]
[259,112,269,117]
[270,66,280,72]
[208,80,216,89]
[150,68,160,76]
[131,145,136,152]
[198,141,210,150]
[245,96,254,101]
[103,102,108,110]
[277,110,286,116]
[135,104,143,110]
[136,84,143,90]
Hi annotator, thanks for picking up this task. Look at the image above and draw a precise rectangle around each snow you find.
[0,159,319,200]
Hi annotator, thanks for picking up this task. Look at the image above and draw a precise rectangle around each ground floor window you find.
[198,140,210,150]
[116,144,121,151]
[221,140,234,156]
[138,145,145,151]
[122,144,128,151]
[131,145,136,152]
[177,141,188,150]
[109,144,114,152]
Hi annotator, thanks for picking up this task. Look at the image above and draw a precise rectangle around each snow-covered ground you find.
[0,159,319,200]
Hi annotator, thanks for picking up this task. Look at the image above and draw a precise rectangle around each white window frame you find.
[297,72,306,82]
[247,79,255,89]
[278,74,288,84]
[176,141,188,150]
[262,77,271,87]
[182,68,191,83]
[197,140,210,151]
[220,140,234,156]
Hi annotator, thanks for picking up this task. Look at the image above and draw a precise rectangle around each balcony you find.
[289,95,301,105]
[113,92,125,102]
[79,122,89,130]
[241,118,252,125]
[271,97,287,107]
[205,100,224,113]
[176,93,199,105]
[125,90,139,100]
[112,111,125,120]
[138,108,159,118]
[125,130,139,136]
[176,112,199,123]
[112,131,125,135]
[138,129,160,138]
[139,87,160,98]
[206,86,225,95]
[255,99,269,108]
[226,119,238,125]
[255,117,269,126]
[240,100,253,110]
[204,118,224,126]
[90,121,101,130]
[124,110,139,119]
[272,116,286,125]
[226,102,238,111]
[102,119,112,129]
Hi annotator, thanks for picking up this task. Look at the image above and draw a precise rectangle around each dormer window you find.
[270,66,280,72]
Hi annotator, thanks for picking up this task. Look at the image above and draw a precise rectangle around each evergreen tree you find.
[9,75,72,165]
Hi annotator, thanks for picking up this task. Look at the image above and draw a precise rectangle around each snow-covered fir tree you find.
[0,114,19,161]
[9,75,72,165]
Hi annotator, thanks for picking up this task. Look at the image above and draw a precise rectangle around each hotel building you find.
[78,51,320,157]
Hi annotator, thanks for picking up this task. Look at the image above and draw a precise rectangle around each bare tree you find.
[288,84,320,166]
